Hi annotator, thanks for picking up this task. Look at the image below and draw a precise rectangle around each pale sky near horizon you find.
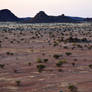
[0,0,92,18]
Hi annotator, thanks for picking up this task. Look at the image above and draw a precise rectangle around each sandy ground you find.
[0,22,92,92]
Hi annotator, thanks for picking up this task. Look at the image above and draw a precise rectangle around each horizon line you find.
[0,8,92,18]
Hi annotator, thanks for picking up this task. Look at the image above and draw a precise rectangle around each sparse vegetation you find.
[37,64,46,72]
[53,54,62,59]
[88,64,92,69]
[68,85,78,92]
[43,59,48,63]
[6,52,14,55]
[72,62,76,67]
[65,52,72,56]
[0,64,5,69]
[37,58,42,63]
[56,60,66,67]
[0,22,92,92]
[16,80,21,86]
[28,62,31,66]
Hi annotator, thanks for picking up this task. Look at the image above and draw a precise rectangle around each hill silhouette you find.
[0,9,19,21]
[30,11,77,23]
[0,9,91,23]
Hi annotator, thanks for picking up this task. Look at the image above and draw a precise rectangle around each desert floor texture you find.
[0,22,92,92]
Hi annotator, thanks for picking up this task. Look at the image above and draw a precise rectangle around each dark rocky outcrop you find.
[30,11,77,23]
[0,9,19,21]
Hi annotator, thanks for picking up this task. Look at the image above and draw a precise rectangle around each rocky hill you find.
[0,9,19,21]
[30,11,77,23]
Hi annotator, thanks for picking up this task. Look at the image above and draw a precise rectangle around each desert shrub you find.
[58,69,63,72]
[67,37,81,43]
[77,44,83,48]
[81,38,88,42]
[10,41,14,44]
[0,41,2,43]
[6,52,10,55]
[72,63,76,67]
[14,69,18,73]
[28,62,31,66]
[0,44,1,48]
[16,80,21,86]
[4,37,8,39]
[53,41,59,47]
[88,46,92,50]
[0,64,5,69]
[88,64,92,69]
[42,53,45,56]
[57,38,62,43]
[10,52,14,55]
[59,90,63,92]
[65,52,72,56]
[37,64,46,72]
[74,59,77,61]
[61,59,67,63]
[53,54,61,59]
[56,59,66,67]
[56,63,62,67]
[63,46,68,49]
[6,52,14,55]
[37,58,48,63]
[37,58,42,63]
[43,59,48,63]
[68,85,78,92]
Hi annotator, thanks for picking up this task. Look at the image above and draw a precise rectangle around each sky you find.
[0,0,92,18]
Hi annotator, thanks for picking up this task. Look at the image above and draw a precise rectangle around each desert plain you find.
[0,22,92,92]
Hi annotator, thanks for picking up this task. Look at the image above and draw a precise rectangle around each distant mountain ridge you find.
[20,17,32,22]
[67,16,85,21]
[84,18,92,22]
[0,9,91,23]
[30,11,77,23]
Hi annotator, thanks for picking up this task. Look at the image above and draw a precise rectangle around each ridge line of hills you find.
[0,9,92,23]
